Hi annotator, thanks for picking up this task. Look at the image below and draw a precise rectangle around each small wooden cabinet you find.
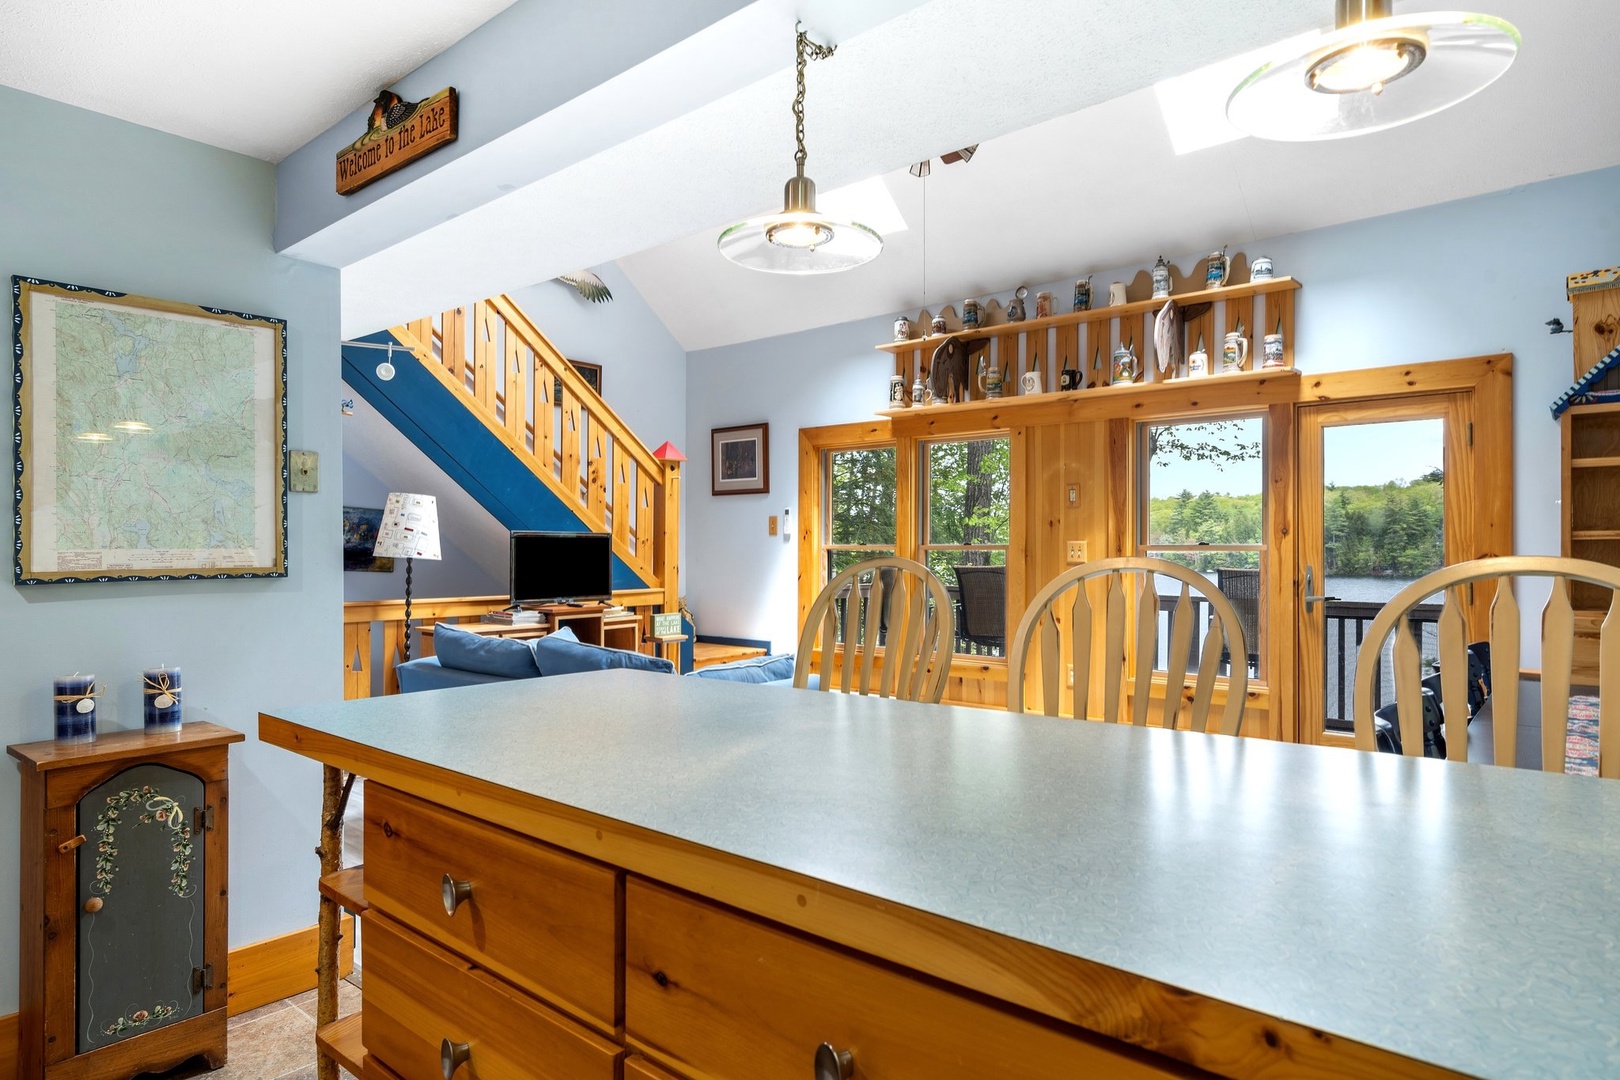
[9,723,243,1080]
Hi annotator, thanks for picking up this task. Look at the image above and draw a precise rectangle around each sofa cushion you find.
[686,654,797,684]
[530,625,677,676]
[431,623,543,679]
[397,656,519,693]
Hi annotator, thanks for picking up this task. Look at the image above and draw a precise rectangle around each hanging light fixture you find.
[1226,0,1519,142]
[717,24,882,274]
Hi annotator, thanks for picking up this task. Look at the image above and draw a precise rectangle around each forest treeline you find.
[1149,470,1444,577]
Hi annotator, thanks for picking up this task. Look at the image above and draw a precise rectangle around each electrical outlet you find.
[1067,484,1078,507]
[768,515,779,536]
[1066,539,1087,564]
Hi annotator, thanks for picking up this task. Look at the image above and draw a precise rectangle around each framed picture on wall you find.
[555,358,602,401]
[711,423,769,496]
[341,506,395,572]
[12,275,287,583]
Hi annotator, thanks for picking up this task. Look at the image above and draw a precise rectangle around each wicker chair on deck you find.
[953,564,1007,654]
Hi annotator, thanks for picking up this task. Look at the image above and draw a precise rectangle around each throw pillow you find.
[686,654,796,684]
[431,623,543,679]
[531,625,676,676]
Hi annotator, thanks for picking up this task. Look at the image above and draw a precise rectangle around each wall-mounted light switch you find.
[289,450,319,493]
[768,515,779,536]
[1067,484,1078,507]
[1066,539,1087,564]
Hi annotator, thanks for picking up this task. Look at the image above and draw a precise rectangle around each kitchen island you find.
[260,669,1620,1079]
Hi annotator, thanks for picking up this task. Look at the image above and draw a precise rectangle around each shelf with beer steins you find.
[879,275,1300,403]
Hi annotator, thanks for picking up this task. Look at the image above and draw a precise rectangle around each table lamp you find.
[373,492,441,662]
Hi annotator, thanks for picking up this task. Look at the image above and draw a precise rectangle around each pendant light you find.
[1226,0,1519,142]
[717,24,882,274]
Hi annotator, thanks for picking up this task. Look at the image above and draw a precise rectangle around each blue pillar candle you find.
[53,675,98,743]
[143,666,183,731]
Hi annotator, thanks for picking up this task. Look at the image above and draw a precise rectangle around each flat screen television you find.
[509,531,613,606]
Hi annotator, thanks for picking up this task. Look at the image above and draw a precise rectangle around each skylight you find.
[1154,31,1323,155]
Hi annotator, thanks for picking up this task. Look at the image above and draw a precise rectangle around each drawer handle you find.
[441,1038,471,1079]
[441,873,474,916]
[815,1042,854,1080]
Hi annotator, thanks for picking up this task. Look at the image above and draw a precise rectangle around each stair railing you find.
[390,297,679,601]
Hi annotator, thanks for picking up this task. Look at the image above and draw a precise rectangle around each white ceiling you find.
[0,0,516,161]
[1,0,1614,348]
[620,0,1620,351]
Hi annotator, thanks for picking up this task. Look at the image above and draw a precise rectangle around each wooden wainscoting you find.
[0,916,354,1078]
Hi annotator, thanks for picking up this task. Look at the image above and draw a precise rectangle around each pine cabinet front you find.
[10,723,242,1080]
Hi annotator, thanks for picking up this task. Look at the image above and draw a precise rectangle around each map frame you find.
[12,276,288,584]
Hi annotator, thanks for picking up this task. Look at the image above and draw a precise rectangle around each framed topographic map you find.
[12,277,287,584]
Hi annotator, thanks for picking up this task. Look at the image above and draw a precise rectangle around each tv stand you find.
[424,603,644,656]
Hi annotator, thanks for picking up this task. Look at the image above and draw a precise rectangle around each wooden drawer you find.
[363,1056,407,1080]
[363,783,620,1029]
[363,912,621,1080]
[625,879,1195,1080]
[625,1056,687,1080]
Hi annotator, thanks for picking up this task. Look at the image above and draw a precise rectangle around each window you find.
[922,437,1010,656]
[823,445,897,582]
[1139,417,1265,677]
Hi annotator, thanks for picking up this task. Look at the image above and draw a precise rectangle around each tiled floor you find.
[150,971,363,1080]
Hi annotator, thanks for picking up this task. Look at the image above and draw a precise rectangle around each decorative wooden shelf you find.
[878,277,1301,353]
[316,1013,365,1077]
[319,866,367,915]
[879,367,1302,429]
[1571,530,1620,541]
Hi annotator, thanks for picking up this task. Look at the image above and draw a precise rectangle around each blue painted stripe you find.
[343,331,650,590]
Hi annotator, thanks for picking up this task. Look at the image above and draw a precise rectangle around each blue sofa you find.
[397,624,802,693]
[397,623,676,693]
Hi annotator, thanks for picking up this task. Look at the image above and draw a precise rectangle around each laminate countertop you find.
[260,670,1620,1079]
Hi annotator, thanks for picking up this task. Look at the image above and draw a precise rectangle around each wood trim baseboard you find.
[0,914,353,1078]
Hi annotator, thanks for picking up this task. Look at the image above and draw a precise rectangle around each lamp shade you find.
[373,492,441,560]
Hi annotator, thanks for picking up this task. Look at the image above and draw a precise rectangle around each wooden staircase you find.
[386,295,680,597]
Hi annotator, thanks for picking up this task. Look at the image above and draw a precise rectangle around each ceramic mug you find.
[979,361,1004,398]
[962,298,981,329]
[1187,348,1209,378]
[1206,248,1229,289]
[1059,368,1081,391]
[1251,256,1274,282]
[1108,282,1128,306]
[1112,343,1139,384]
[931,315,948,336]
[1151,256,1172,300]
[889,374,907,405]
[894,316,912,341]
[1222,332,1249,373]
[1262,333,1285,369]
[911,377,925,405]
[1073,277,1092,312]
[1035,291,1053,319]
[1020,371,1042,395]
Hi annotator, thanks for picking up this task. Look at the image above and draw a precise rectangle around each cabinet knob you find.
[815,1042,854,1080]
[440,1038,471,1079]
[441,873,474,916]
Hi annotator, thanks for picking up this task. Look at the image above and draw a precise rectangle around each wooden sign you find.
[336,87,458,196]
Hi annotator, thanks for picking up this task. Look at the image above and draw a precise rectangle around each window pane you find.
[926,438,1010,545]
[829,447,896,546]
[828,548,894,580]
[1143,418,1263,549]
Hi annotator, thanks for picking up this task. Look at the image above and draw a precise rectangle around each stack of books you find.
[483,609,542,626]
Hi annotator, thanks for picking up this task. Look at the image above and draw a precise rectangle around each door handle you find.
[1304,566,1340,613]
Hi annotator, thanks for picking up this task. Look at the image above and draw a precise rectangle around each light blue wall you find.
[0,87,342,1014]
[342,262,688,602]
[685,164,1620,653]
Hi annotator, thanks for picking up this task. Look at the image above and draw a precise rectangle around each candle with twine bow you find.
[53,674,99,743]
[143,666,182,731]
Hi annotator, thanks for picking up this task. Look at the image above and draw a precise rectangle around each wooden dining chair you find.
[1352,556,1620,776]
[1007,557,1249,734]
[794,556,955,702]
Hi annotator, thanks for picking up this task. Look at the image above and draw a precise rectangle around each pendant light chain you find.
[792,23,835,176]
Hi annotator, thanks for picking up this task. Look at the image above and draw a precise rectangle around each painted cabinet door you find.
[76,762,207,1053]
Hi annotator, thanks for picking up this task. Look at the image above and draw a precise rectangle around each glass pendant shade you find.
[1227,11,1519,141]
[718,173,883,274]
